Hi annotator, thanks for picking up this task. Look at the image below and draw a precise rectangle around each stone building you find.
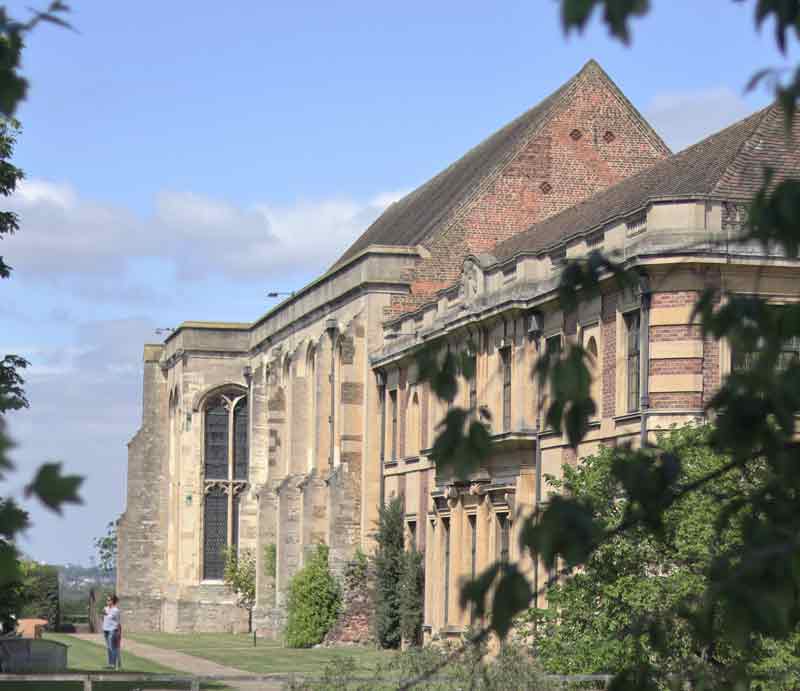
[117,60,800,638]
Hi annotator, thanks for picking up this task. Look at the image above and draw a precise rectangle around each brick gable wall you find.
[385,78,668,317]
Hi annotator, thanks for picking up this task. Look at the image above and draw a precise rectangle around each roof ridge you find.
[710,103,777,196]
[330,63,590,268]
[491,103,782,262]
[578,59,672,156]
[425,66,589,244]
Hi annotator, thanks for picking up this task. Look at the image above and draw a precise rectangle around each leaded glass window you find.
[204,398,228,479]
[202,389,248,580]
[233,399,249,480]
[203,487,228,580]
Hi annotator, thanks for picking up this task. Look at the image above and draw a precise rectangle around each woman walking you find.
[102,595,122,669]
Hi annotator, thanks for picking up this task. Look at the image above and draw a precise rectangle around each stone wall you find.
[117,347,168,632]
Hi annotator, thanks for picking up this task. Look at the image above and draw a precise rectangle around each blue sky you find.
[0,0,791,565]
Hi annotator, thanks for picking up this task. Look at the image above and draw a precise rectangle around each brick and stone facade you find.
[118,65,800,640]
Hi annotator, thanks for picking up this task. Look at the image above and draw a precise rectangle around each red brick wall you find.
[650,325,703,341]
[648,291,707,411]
[385,72,668,317]
[651,291,700,308]
[649,392,702,409]
[649,358,703,375]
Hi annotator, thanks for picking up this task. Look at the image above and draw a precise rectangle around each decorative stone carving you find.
[458,258,485,306]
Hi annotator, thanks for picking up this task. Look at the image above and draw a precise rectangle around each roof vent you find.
[570,128,582,141]
[540,181,553,195]
[603,130,616,143]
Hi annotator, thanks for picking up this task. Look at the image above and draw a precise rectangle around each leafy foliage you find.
[343,548,368,593]
[289,638,553,690]
[19,560,60,628]
[0,3,82,592]
[407,3,800,688]
[93,519,118,576]
[522,425,800,685]
[372,495,405,649]
[224,547,256,633]
[399,547,424,646]
[284,544,341,648]
[263,542,277,580]
[416,345,492,479]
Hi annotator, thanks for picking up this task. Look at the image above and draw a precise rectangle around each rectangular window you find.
[407,520,417,549]
[733,330,800,372]
[497,513,509,563]
[625,312,641,413]
[389,390,398,461]
[501,348,512,432]
[546,334,562,358]
[544,335,562,427]
[443,517,450,625]
[378,385,386,464]
[469,355,478,416]
[469,513,477,624]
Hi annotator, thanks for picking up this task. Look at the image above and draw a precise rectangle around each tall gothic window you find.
[203,390,248,580]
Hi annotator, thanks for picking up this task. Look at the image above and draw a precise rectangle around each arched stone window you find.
[202,388,248,580]
[306,344,317,470]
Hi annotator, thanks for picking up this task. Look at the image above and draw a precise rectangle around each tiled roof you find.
[331,60,667,268]
[494,103,799,260]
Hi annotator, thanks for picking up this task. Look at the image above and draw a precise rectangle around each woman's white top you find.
[102,605,120,632]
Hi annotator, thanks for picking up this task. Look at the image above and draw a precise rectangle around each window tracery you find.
[202,389,248,580]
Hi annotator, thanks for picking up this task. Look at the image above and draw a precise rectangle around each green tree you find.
[526,424,800,684]
[20,560,60,628]
[399,546,424,647]
[409,4,800,688]
[223,547,256,634]
[0,2,81,589]
[93,519,118,576]
[372,495,405,649]
[284,544,341,648]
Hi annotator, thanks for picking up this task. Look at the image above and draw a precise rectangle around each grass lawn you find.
[0,633,222,691]
[128,632,394,675]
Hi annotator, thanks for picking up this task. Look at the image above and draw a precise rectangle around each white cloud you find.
[7,317,156,565]
[645,87,754,152]
[3,180,408,285]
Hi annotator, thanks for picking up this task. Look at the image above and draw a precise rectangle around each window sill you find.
[403,455,421,464]
[383,459,398,469]
[200,580,225,586]
[614,411,641,424]
[489,430,536,451]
